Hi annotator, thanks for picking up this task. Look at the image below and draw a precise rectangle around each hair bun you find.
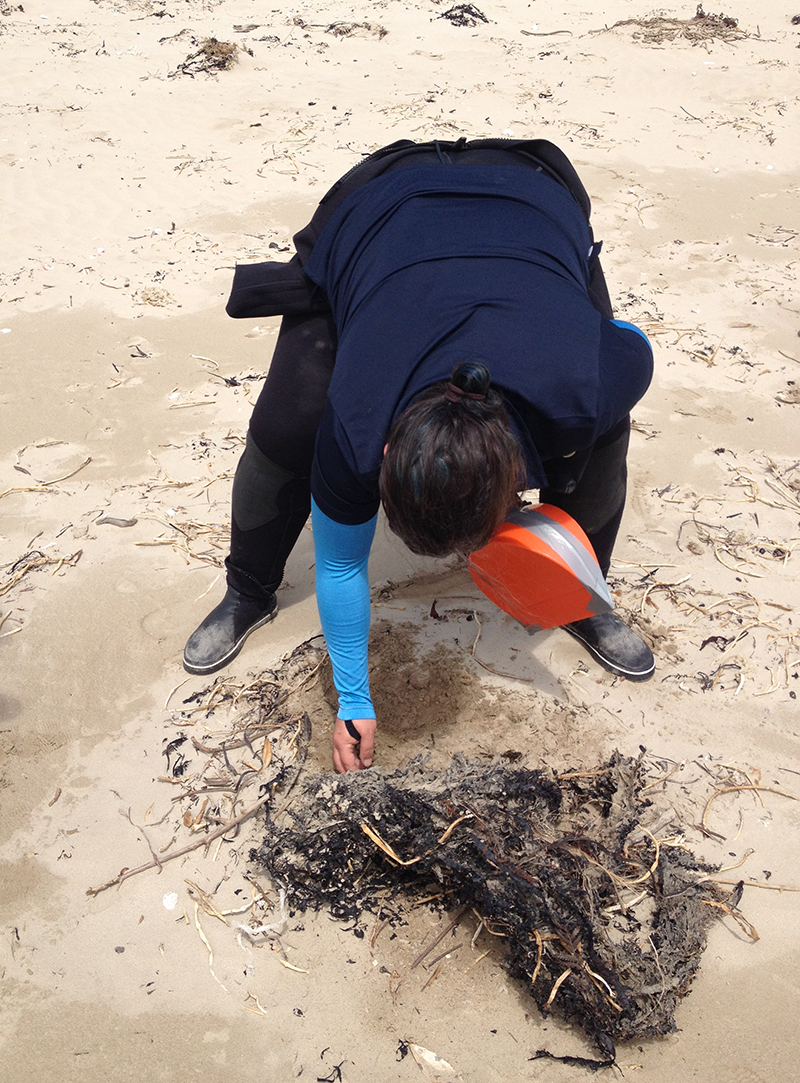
[451,361,491,397]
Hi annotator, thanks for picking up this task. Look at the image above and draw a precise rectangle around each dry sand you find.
[1,1,799,1080]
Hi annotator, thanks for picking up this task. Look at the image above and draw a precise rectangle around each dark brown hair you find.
[379,362,524,557]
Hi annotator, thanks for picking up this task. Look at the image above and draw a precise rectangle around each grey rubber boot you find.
[183,566,277,676]
[562,612,655,682]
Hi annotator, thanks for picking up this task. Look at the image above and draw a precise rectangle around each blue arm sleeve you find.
[311,497,378,720]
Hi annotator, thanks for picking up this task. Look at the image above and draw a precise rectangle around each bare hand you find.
[332,717,376,774]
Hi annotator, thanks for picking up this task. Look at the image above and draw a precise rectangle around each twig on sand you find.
[701,899,759,941]
[701,784,799,838]
[0,484,54,501]
[699,876,800,893]
[86,788,275,896]
[421,962,445,990]
[471,610,482,656]
[0,551,83,598]
[194,902,227,988]
[0,456,91,500]
[410,905,470,969]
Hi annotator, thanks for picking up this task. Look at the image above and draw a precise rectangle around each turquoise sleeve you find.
[311,497,378,720]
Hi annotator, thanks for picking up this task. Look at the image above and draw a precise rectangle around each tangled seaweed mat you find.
[255,752,735,1069]
[439,4,490,28]
[171,37,245,78]
[607,4,747,45]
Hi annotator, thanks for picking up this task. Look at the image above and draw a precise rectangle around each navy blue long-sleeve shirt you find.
[303,164,653,524]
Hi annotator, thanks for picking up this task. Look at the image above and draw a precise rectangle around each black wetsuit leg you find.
[539,416,630,578]
[226,311,336,596]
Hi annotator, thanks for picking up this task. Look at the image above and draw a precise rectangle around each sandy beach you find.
[1,1,799,1079]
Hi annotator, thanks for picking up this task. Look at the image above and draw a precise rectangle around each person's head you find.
[379,361,524,557]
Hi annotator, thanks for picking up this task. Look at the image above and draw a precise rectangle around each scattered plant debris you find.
[137,285,175,306]
[325,21,387,39]
[290,17,387,39]
[86,638,326,897]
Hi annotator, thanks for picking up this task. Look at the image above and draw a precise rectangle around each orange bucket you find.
[468,504,613,632]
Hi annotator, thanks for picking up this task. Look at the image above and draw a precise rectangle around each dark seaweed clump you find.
[254,751,724,1068]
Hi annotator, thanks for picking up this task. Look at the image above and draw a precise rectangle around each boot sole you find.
[563,624,655,682]
[183,606,278,676]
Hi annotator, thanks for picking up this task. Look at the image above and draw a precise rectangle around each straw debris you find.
[0,549,83,598]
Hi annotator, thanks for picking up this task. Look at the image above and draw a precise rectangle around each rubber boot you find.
[562,612,655,682]
[183,563,277,676]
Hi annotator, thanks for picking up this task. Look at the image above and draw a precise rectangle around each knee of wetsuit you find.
[577,469,626,537]
[231,433,296,532]
[547,427,629,537]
